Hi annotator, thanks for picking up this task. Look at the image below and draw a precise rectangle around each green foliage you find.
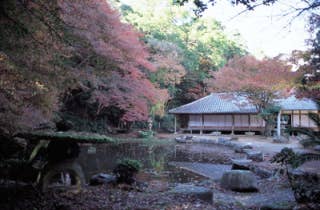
[138,130,154,139]
[271,147,320,169]
[260,105,281,122]
[116,158,142,172]
[271,147,302,168]
[111,0,246,105]
[58,112,110,133]
[157,114,175,132]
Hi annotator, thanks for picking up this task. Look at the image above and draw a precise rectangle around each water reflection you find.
[77,142,208,183]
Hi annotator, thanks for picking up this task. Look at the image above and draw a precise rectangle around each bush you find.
[117,158,142,172]
[138,130,154,138]
[271,147,302,168]
[113,158,142,184]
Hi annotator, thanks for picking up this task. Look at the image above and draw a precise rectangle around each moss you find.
[16,131,115,144]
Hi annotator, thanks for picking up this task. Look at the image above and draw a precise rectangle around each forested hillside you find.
[0,0,245,135]
[112,0,246,106]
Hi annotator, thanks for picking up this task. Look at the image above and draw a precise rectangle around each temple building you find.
[169,93,319,136]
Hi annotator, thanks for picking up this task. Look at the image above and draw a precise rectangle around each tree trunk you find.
[263,120,275,137]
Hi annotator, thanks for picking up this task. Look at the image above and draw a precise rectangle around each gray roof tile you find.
[169,93,318,114]
[276,95,318,110]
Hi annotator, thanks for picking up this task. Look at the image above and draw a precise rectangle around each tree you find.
[208,55,300,135]
[296,14,320,100]
[0,0,169,134]
[175,0,319,17]
[56,0,170,126]
[112,0,246,107]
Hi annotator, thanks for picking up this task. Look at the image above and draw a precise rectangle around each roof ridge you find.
[169,94,214,111]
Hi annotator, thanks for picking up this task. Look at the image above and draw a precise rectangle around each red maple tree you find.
[57,0,169,123]
[208,55,300,110]
[0,0,169,133]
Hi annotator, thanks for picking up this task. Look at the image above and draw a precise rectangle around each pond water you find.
[60,141,298,209]
[77,141,209,184]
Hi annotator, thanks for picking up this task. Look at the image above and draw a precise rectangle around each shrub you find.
[138,130,154,138]
[271,147,302,168]
[113,158,142,184]
[117,158,142,172]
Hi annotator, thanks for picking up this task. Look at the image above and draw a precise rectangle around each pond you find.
[75,140,297,210]
[77,141,218,184]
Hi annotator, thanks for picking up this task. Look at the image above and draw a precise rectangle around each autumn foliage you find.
[0,0,168,134]
[208,55,300,110]
[58,0,168,123]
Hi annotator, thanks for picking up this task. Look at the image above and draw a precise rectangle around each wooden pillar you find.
[299,110,301,127]
[291,110,294,136]
[232,114,235,135]
[174,115,177,134]
[277,110,281,138]
[200,114,204,135]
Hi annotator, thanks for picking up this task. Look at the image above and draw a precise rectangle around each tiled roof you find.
[169,93,257,114]
[276,95,318,110]
[169,93,318,114]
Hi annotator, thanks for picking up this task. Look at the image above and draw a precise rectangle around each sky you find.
[204,0,311,58]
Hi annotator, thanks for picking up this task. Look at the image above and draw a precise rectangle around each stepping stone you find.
[246,150,264,162]
[217,138,237,147]
[90,173,116,186]
[234,144,253,153]
[220,170,258,192]
[171,184,213,203]
[251,166,273,178]
[231,159,252,170]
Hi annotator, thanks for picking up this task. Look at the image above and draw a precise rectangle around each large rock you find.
[171,184,213,203]
[234,144,253,153]
[251,166,273,179]
[231,159,252,170]
[217,138,237,147]
[288,161,320,205]
[220,170,258,192]
[175,135,193,143]
[246,150,264,162]
[89,173,116,186]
